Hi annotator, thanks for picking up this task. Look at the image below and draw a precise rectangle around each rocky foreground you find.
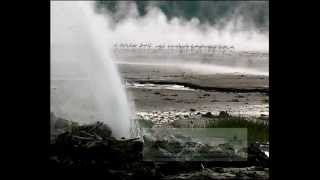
[50,113,269,179]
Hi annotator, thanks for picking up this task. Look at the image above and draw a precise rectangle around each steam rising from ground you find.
[96,1,269,52]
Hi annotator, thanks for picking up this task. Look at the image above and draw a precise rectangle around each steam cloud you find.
[94,1,269,52]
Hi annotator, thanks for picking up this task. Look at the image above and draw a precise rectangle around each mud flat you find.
[118,62,269,118]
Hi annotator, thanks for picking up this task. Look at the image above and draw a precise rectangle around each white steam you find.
[51,1,134,138]
[98,1,269,52]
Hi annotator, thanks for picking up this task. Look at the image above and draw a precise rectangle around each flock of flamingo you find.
[112,42,268,57]
[113,42,236,55]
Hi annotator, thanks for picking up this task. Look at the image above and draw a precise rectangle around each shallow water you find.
[126,82,195,91]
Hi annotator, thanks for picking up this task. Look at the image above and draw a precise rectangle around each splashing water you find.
[51,1,134,138]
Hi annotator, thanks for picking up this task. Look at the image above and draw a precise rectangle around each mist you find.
[92,1,268,76]
[95,1,269,52]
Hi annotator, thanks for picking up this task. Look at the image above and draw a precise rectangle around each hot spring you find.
[50,1,134,138]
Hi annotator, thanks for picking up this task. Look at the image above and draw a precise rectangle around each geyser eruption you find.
[50,1,133,138]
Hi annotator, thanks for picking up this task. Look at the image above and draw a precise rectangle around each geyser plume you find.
[50,1,133,138]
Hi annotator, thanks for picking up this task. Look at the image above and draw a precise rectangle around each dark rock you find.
[130,162,157,178]
[248,143,269,167]
[219,111,230,118]
[50,116,269,179]
[190,108,196,112]
[202,112,215,118]
[78,121,112,139]
[218,143,235,153]
[214,167,225,173]
[163,98,175,101]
